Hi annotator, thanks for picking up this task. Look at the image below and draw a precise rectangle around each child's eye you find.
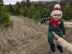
[54,15,57,16]
[58,14,61,16]
[54,14,61,16]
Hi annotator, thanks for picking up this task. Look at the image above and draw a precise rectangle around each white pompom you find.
[54,4,60,8]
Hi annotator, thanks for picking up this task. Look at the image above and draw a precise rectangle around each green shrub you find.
[19,7,28,17]
[40,8,50,18]
[32,10,41,21]
[0,6,12,28]
[8,2,72,21]
[63,7,72,20]
[14,5,20,15]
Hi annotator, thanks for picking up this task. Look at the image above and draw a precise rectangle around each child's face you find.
[52,14,61,20]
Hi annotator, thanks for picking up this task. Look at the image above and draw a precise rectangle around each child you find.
[39,4,66,53]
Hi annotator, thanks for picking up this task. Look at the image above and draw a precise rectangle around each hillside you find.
[0,16,72,54]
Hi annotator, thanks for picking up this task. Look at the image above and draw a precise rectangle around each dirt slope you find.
[0,16,72,54]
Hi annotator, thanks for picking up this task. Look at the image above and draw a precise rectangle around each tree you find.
[26,0,30,7]
[16,1,20,7]
[63,0,72,7]
[60,1,66,10]
[0,0,3,6]
[8,4,15,14]
[26,0,30,3]
[20,1,26,7]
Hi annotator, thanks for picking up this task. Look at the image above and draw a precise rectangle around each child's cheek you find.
[52,16,56,19]
[58,16,62,19]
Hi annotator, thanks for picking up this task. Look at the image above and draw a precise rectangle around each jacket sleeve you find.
[60,20,66,35]
[58,37,72,52]
[53,32,72,53]
[40,17,50,24]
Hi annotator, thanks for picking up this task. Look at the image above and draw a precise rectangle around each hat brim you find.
[51,10,62,17]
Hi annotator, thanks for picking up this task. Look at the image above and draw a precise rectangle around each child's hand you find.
[39,23,41,24]
[39,23,41,25]
[52,31,59,40]
[63,35,66,38]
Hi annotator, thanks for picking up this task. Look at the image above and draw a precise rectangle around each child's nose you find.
[56,16,59,18]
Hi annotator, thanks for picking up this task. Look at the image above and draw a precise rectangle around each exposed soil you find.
[0,16,72,54]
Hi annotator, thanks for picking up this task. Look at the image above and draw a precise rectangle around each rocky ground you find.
[0,16,72,54]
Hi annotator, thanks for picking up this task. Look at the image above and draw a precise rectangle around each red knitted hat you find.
[51,4,62,17]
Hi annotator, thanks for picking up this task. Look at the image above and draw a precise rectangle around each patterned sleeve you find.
[40,17,50,24]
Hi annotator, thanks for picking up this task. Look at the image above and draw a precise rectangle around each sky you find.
[3,0,22,5]
[3,0,56,5]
